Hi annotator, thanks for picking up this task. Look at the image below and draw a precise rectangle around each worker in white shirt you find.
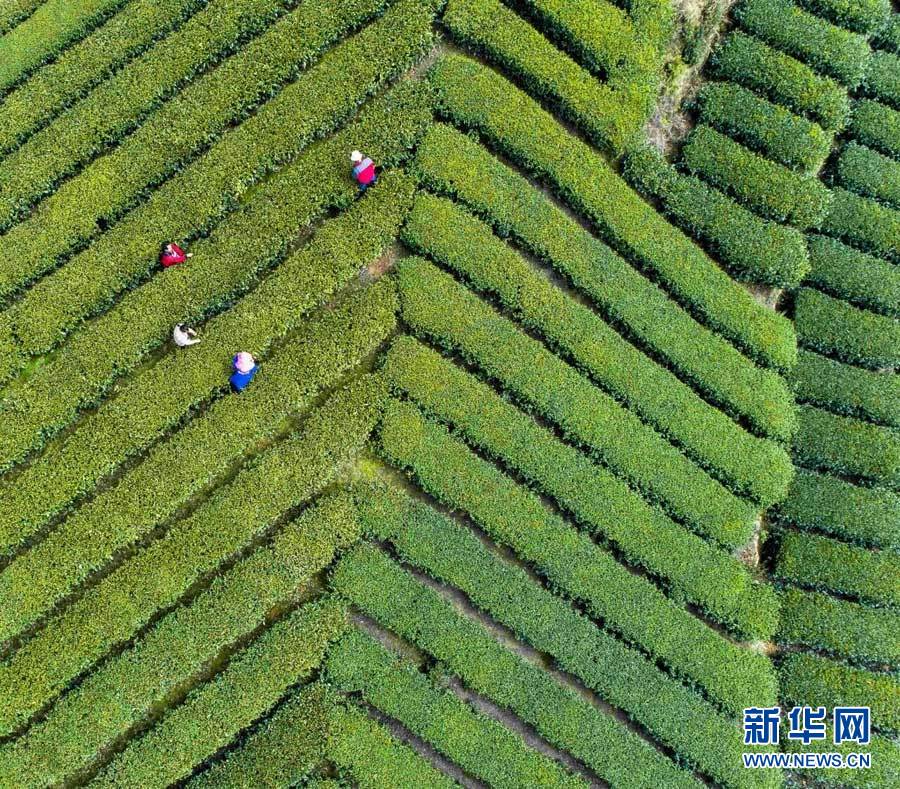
[172,323,201,347]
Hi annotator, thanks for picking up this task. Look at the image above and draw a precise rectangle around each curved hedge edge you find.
[837,141,900,209]
[773,528,900,607]
[0,0,292,236]
[863,49,900,110]
[806,233,900,318]
[873,12,900,54]
[849,98,900,159]
[792,348,900,428]
[625,143,811,288]
[772,468,900,550]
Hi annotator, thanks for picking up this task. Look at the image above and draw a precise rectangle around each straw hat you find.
[233,352,255,373]
[350,150,363,163]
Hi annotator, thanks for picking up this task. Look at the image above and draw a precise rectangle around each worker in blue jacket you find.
[230,352,258,393]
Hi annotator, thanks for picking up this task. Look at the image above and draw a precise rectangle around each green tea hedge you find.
[397,258,770,534]
[710,31,849,130]
[0,341,384,735]
[442,0,646,153]
[794,403,900,489]
[779,653,900,731]
[188,685,330,789]
[0,364,384,649]
[412,124,795,438]
[326,629,586,788]
[625,144,811,287]
[797,0,890,35]
[795,287,900,368]
[402,193,791,509]
[792,348,900,427]
[864,49,900,108]
[778,588,900,665]
[0,0,429,303]
[515,0,658,88]
[328,696,459,788]
[0,81,429,470]
[0,0,206,155]
[428,54,797,369]
[775,468,900,549]
[874,12,900,53]
[837,140,900,208]
[0,0,44,35]
[806,234,900,317]
[0,0,130,94]
[0,173,410,554]
[0,468,362,785]
[359,482,781,789]
[0,0,289,233]
[849,97,900,158]
[774,529,900,605]
[334,544,699,788]
[734,0,870,86]
[92,597,347,787]
[376,398,779,715]
[694,81,831,172]
[384,336,776,634]
[682,125,832,227]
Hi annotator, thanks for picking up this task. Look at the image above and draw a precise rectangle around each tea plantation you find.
[0,0,896,786]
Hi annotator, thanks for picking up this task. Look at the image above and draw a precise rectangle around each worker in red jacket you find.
[160,242,193,268]
[350,150,377,191]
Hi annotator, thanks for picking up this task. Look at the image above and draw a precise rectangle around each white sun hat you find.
[233,351,255,373]
[350,150,363,163]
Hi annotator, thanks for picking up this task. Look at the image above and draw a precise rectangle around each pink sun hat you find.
[233,352,255,373]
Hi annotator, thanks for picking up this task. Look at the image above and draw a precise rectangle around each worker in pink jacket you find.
[350,150,377,191]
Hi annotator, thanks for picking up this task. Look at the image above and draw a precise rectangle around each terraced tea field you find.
[0,0,896,786]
